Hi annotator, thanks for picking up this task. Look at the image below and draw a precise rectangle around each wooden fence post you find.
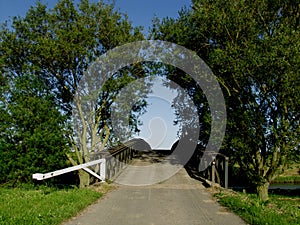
[225,157,229,189]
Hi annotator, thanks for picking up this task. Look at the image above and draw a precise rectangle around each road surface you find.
[63,152,246,225]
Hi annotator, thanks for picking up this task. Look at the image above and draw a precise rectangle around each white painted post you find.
[100,158,106,180]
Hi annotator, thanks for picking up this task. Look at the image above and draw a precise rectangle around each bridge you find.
[33,139,243,225]
[33,138,229,189]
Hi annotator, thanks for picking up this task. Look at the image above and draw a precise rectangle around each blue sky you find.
[133,77,181,150]
[0,0,191,32]
[0,0,191,149]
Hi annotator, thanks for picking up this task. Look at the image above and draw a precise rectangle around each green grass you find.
[214,191,300,225]
[273,167,300,183]
[0,186,102,225]
[272,175,300,183]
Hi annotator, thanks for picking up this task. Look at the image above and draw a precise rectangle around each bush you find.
[0,75,70,185]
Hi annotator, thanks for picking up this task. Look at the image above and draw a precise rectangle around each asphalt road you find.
[63,153,246,225]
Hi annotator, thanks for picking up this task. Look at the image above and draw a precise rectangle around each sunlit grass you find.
[214,190,300,225]
[0,186,102,225]
[273,175,300,183]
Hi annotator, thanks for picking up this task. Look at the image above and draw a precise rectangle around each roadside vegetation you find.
[272,167,300,183]
[0,186,102,225]
[273,176,300,183]
[214,190,300,225]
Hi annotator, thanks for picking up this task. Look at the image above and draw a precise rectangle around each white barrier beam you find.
[32,158,106,181]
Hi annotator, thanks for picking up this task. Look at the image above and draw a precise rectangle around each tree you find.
[69,61,149,187]
[153,0,299,200]
[1,0,143,112]
[0,0,146,187]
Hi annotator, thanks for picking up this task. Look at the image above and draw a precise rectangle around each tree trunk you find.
[256,182,270,201]
[78,169,90,188]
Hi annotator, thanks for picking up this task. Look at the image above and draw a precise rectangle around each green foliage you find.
[0,0,146,186]
[0,187,102,225]
[215,191,300,225]
[153,0,300,200]
[0,75,69,185]
[0,0,144,113]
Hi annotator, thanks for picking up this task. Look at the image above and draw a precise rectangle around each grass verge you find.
[214,190,300,225]
[272,175,300,183]
[0,186,102,225]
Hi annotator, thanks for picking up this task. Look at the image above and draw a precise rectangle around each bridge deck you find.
[63,152,246,225]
